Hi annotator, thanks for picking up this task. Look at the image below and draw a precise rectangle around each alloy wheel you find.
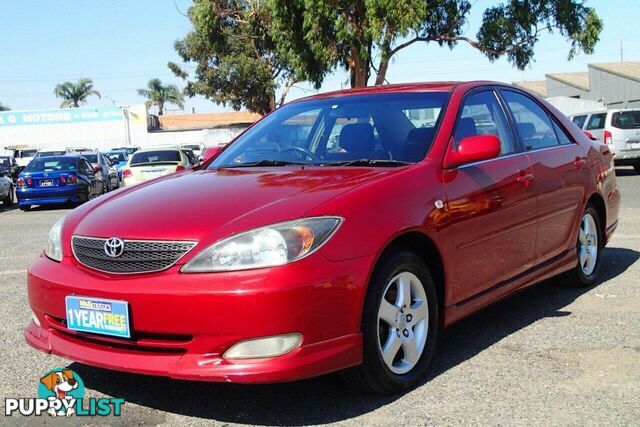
[578,212,598,276]
[377,271,429,374]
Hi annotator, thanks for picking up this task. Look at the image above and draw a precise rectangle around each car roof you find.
[33,155,78,160]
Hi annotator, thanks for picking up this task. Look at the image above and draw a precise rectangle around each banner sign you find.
[0,107,124,127]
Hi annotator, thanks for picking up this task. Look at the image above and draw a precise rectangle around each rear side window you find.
[571,115,587,129]
[611,111,640,129]
[586,113,606,130]
[551,121,573,145]
[454,90,516,156]
[130,150,181,165]
[501,90,560,150]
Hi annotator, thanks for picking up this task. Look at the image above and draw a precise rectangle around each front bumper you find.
[17,186,80,206]
[26,251,371,383]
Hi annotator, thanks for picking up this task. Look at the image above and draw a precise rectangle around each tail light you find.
[122,169,132,178]
[59,176,67,185]
[68,174,77,184]
[175,165,186,172]
[17,177,25,187]
[604,130,613,145]
[26,178,33,186]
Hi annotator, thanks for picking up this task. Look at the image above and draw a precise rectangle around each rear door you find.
[585,112,606,142]
[499,89,588,264]
[443,89,537,303]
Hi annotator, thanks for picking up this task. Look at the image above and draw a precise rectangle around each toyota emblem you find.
[104,237,125,258]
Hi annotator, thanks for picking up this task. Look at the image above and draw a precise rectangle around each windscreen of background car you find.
[210,92,449,167]
[19,149,38,158]
[24,158,77,172]
[107,153,126,162]
[0,157,10,170]
[82,154,98,163]
[611,111,640,129]
[130,150,181,165]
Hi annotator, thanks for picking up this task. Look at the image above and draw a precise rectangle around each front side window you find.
[586,113,606,130]
[453,90,516,156]
[210,92,449,167]
[571,115,587,129]
[501,90,560,150]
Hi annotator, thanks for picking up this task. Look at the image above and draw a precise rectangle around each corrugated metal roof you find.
[512,80,548,97]
[589,62,640,83]
[545,72,590,91]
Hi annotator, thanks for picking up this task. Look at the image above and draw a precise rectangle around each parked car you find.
[570,109,640,173]
[180,148,198,166]
[111,145,140,155]
[0,155,19,181]
[104,150,129,180]
[121,148,190,187]
[25,82,619,394]
[4,146,38,173]
[180,143,204,159]
[34,147,74,159]
[77,151,119,191]
[0,168,14,206]
[16,155,104,210]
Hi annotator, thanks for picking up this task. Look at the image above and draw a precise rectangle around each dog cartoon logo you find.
[37,369,85,417]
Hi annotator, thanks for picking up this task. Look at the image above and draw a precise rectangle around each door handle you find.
[574,157,588,170]
[516,172,534,186]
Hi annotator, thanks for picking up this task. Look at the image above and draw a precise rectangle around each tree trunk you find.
[375,55,390,86]
[158,102,164,116]
[350,47,369,88]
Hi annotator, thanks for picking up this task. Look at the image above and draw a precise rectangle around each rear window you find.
[82,154,98,163]
[130,150,181,165]
[611,111,640,129]
[0,157,10,168]
[38,151,67,157]
[586,113,606,130]
[571,115,587,129]
[106,152,126,162]
[24,158,77,172]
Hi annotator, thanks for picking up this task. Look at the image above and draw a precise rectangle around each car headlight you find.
[181,216,343,272]
[45,215,66,262]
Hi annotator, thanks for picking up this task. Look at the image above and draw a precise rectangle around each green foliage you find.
[170,0,310,116]
[137,78,185,115]
[271,0,602,87]
[53,78,101,108]
[0,103,9,112]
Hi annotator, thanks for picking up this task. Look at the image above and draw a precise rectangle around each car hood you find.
[68,167,401,245]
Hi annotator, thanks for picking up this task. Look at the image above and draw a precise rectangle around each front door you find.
[443,89,537,304]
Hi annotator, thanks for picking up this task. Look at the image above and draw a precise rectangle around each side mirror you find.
[93,165,103,173]
[583,131,598,141]
[202,146,222,163]
[444,135,501,168]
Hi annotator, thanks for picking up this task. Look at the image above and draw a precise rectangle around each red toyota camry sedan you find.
[26,82,620,394]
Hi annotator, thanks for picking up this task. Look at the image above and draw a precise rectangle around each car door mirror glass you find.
[446,135,501,167]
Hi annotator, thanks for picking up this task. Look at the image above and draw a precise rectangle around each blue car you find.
[16,155,104,211]
[104,150,129,180]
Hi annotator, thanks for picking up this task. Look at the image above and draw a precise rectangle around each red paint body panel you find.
[26,81,620,383]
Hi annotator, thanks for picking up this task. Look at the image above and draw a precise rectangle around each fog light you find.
[223,333,302,360]
[32,312,41,327]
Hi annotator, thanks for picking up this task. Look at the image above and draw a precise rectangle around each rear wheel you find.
[565,204,602,287]
[2,186,14,206]
[19,205,30,211]
[343,251,438,394]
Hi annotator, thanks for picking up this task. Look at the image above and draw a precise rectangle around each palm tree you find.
[0,103,9,111]
[53,78,101,108]
[137,78,184,115]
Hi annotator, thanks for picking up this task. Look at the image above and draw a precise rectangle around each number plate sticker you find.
[65,296,130,338]
[40,180,53,187]
[628,142,640,150]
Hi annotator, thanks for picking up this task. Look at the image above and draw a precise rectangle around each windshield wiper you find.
[324,159,413,167]
[218,159,308,168]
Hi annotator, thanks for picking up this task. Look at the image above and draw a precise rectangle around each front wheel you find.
[343,251,438,394]
[565,205,602,287]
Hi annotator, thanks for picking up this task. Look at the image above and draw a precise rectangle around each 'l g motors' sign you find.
[0,107,124,127]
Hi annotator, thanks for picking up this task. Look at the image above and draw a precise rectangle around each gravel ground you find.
[1,168,638,426]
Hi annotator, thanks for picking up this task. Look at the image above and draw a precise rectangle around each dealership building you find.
[514,61,640,114]
[0,105,260,153]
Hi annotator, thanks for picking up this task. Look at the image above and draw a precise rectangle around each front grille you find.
[72,236,197,274]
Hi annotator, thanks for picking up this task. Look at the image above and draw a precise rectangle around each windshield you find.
[19,149,38,158]
[611,111,640,129]
[210,92,449,168]
[130,150,181,165]
[0,157,10,170]
[25,158,77,172]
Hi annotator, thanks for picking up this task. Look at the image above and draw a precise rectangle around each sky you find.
[0,0,639,113]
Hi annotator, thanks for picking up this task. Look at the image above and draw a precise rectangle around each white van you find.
[4,145,39,171]
[569,109,640,173]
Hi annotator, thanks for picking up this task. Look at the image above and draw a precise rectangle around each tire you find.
[2,186,14,206]
[565,204,603,287]
[343,250,438,394]
[19,205,30,211]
